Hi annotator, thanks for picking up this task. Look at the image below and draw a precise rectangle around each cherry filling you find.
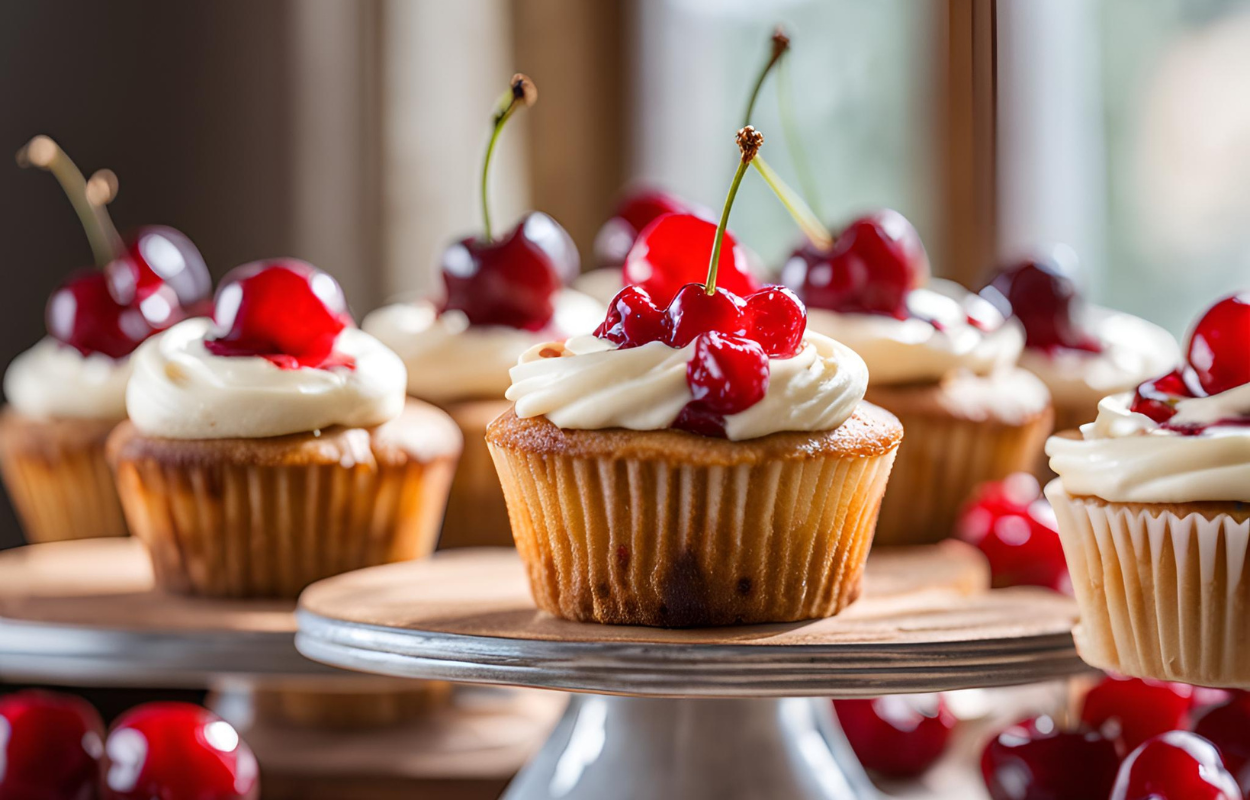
[982,258,1102,354]
[624,214,760,306]
[205,260,354,370]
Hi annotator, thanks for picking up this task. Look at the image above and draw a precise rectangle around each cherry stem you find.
[480,73,537,242]
[776,56,825,221]
[707,126,764,295]
[16,135,123,267]
[751,156,833,250]
[741,26,789,127]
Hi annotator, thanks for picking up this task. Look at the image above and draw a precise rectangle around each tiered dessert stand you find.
[295,543,1086,800]
[0,539,565,800]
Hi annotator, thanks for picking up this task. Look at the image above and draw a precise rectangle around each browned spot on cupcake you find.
[658,551,710,628]
[615,545,630,569]
[737,577,753,596]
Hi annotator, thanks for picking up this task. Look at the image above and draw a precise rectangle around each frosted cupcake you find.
[363,75,601,549]
[109,260,461,598]
[781,211,1052,546]
[1047,292,1250,688]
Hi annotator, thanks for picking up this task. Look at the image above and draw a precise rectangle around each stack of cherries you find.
[0,690,259,800]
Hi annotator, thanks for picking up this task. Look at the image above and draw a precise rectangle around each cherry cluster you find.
[982,258,1103,354]
[955,473,1070,594]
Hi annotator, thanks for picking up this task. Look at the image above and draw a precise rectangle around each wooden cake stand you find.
[296,543,1085,800]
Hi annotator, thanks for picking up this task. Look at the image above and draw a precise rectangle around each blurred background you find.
[2,0,1248,547]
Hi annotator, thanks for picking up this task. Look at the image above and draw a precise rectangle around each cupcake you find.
[363,75,601,549]
[1,136,211,543]
[1046,292,1250,688]
[109,260,461,598]
[488,128,902,627]
[780,211,1053,546]
[982,256,1180,435]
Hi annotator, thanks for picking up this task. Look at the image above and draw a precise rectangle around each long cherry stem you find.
[751,156,833,250]
[707,127,764,295]
[481,74,537,242]
[741,26,789,127]
[16,136,123,266]
[776,56,825,221]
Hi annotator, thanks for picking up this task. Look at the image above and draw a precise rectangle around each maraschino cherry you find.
[833,694,956,778]
[1081,674,1196,756]
[1110,731,1242,800]
[439,75,579,332]
[1193,692,1250,794]
[981,715,1120,800]
[955,473,1070,593]
[0,690,104,800]
[622,214,760,306]
[982,257,1102,353]
[595,187,696,268]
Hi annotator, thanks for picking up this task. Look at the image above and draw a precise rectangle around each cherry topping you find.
[1081,675,1196,755]
[624,214,759,307]
[833,694,956,778]
[665,283,749,348]
[1110,731,1241,800]
[1194,692,1250,795]
[1130,368,1199,425]
[955,473,1070,593]
[109,225,212,313]
[47,269,170,359]
[1187,293,1250,396]
[981,715,1120,800]
[746,286,806,358]
[674,332,769,437]
[982,258,1102,353]
[206,260,352,370]
[102,702,259,800]
[595,285,667,349]
[595,188,696,268]
[0,690,104,800]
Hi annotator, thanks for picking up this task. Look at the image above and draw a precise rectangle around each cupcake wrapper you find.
[488,443,897,627]
[1047,482,1250,688]
[438,400,514,549]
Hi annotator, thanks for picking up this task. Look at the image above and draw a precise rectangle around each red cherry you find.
[833,694,956,778]
[595,286,667,348]
[205,259,352,370]
[440,211,579,332]
[1187,293,1250,396]
[623,214,759,307]
[982,258,1102,353]
[955,473,1071,593]
[664,283,750,348]
[1082,675,1196,755]
[1193,692,1250,795]
[0,690,104,800]
[594,188,696,268]
[981,715,1120,800]
[108,226,212,311]
[1111,731,1242,800]
[745,286,806,358]
[1130,368,1200,425]
[672,332,769,438]
[102,703,259,800]
[46,269,168,359]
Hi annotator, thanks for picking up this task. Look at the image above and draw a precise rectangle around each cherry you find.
[1131,368,1199,425]
[746,286,805,358]
[102,703,258,800]
[664,283,750,348]
[982,258,1102,353]
[47,269,169,359]
[1111,731,1241,800]
[981,715,1120,800]
[955,473,1070,593]
[683,331,768,413]
[1082,675,1196,756]
[596,285,667,348]
[108,225,212,315]
[1187,293,1250,396]
[205,259,352,370]
[780,210,929,320]
[623,214,759,307]
[0,690,104,800]
[594,187,697,268]
[1193,692,1250,794]
[833,694,956,778]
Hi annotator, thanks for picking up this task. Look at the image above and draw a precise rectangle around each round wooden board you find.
[297,544,1084,698]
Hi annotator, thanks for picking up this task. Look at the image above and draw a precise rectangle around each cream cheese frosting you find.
[4,338,132,420]
[805,279,1024,385]
[1047,385,1250,503]
[505,331,868,441]
[361,289,603,404]
[126,318,407,439]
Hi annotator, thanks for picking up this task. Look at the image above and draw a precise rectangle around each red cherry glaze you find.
[745,286,806,358]
[623,214,759,307]
[595,188,695,268]
[441,212,579,332]
[206,260,352,370]
[0,690,104,800]
[665,284,749,348]
[1187,293,1250,396]
[982,258,1102,354]
[981,715,1120,800]
[1082,675,1196,755]
[833,694,956,778]
[781,209,928,320]
[1194,692,1250,795]
[955,474,1070,593]
[1110,731,1241,800]
[595,286,667,349]
[47,269,167,359]
[108,225,212,311]
[102,703,259,800]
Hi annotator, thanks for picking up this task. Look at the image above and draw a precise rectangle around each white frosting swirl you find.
[805,279,1023,385]
[361,290,604,404]
[505,331,868,441]
[4,338,132,420]
[126,318,407,439]
[1047,386,1250,503]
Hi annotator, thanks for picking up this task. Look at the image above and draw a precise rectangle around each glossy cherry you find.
[665,283,750,348]
[982,258,1101,353]
[746,286,806,358]
[47,269,169,359]
[205,259,352,370]
[1131,368,1199,425]
[981,715,1120,800]
[833,694,956,778]
[595,187,696,268]
[955,473,1070,593]
[1110,731,1241,800]
[1081,675,1196,755]
[1193,692,1250,794]
[0,690,104,800]
[623,214,759,307]
[596,285,667,348]
[108,225,212,315]
[676,331,769,435]
[1187,293,1250,396]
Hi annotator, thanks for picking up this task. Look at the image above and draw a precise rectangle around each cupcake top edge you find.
[4,337,132,421]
